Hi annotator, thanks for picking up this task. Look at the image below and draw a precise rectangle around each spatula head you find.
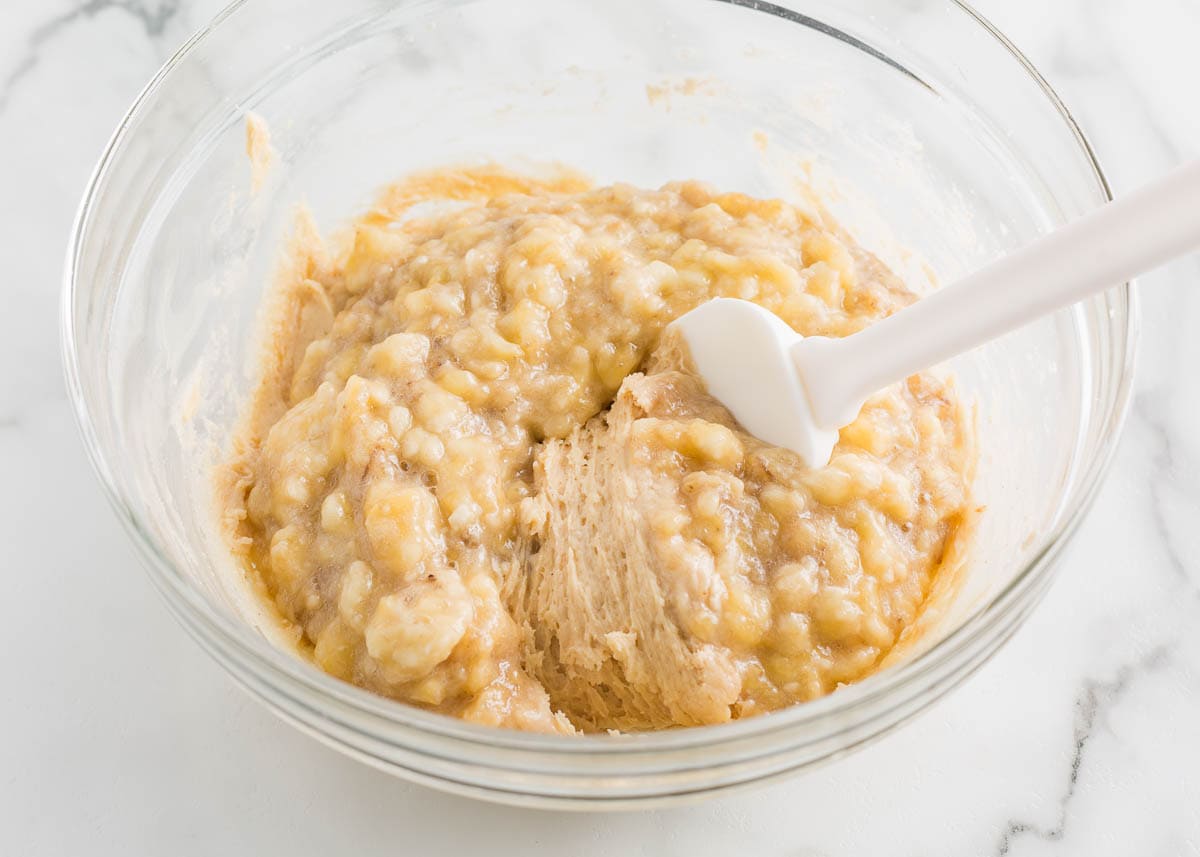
[669,298,837,468]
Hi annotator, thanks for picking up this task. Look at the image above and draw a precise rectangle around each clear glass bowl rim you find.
[60,0,1139,761]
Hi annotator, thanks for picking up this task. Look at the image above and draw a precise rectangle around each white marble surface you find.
[2,0,1199,853]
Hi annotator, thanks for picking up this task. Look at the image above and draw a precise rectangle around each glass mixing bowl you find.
[62,0,1136,808]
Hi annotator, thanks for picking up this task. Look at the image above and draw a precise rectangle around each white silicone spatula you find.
[671,160,1200,468]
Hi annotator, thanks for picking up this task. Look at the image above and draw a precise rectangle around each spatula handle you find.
[794,159,1200,429]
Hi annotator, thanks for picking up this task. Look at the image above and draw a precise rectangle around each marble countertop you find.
[2,0,1198,853]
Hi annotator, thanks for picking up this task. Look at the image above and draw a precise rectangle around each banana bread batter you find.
[224,166,974,733]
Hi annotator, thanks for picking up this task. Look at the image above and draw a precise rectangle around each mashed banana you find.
[225,166,974,733]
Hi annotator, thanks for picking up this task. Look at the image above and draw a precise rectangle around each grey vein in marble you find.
[0,0,182,113]
[1038,6,1189,169]
[1133,390,1200,595]
[992,645,1172,856]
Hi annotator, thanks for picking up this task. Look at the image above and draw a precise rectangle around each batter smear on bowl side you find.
[223,165,975,734]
